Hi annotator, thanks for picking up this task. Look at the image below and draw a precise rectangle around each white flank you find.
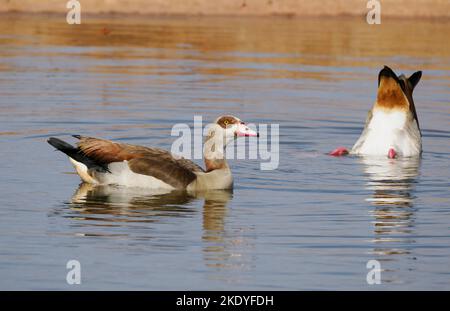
[94,161,176,189]
[69,158,175,189]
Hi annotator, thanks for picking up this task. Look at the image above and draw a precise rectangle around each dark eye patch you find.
[217,116,237,128]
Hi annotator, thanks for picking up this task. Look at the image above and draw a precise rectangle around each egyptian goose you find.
[330,66,422,158]
[48,115,258,190]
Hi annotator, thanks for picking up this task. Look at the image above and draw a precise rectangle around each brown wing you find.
[399,75,421,134]
[408,99,421,134]
[75,136,204,188]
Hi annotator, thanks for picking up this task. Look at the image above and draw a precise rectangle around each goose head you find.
[217,114,257,137]
[204,115,258,163]
[206,115,258,145]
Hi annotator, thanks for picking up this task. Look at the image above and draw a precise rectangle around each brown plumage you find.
[48,115,258,190]
[216,115,241,129]
[75,135,204,188]
[376,76,409,110]
[375,65,422,131]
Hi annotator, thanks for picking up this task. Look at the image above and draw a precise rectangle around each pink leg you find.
[329,147,349,156]
[388,148,397,159]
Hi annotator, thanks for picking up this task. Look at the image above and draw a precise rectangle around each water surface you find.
[0,14,449,290]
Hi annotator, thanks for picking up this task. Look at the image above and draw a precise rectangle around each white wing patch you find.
[93,161,176,190]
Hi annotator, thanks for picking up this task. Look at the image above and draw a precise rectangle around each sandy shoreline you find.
[0,0,449,18]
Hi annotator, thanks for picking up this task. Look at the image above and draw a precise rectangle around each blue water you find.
[0,14,449,290]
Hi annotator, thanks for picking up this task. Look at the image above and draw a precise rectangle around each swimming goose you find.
[47,115,258,190]
[330,66,422,158]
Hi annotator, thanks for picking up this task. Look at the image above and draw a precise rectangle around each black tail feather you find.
[47,137,105,170]
[378,65,400,85]
[48,137,76,154]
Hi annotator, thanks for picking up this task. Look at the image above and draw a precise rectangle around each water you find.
[0,14,449,290]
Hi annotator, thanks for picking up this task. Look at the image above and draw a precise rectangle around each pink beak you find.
[236,123,259,137]
[388,148,397,159]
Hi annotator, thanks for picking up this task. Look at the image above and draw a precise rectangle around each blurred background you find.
[1,0,450,17]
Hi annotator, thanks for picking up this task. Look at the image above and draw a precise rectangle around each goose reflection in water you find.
[361,156,421,283]
[70,183,198,222]
[67,183,250,274]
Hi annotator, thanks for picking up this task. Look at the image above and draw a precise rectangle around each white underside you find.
[69,158,175,190]
[68,158,233,190]
[351,110,422,157]
[69,157,97,184]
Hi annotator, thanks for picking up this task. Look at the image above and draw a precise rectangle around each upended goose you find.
[48,115,258,190]
[330,65,422,158]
